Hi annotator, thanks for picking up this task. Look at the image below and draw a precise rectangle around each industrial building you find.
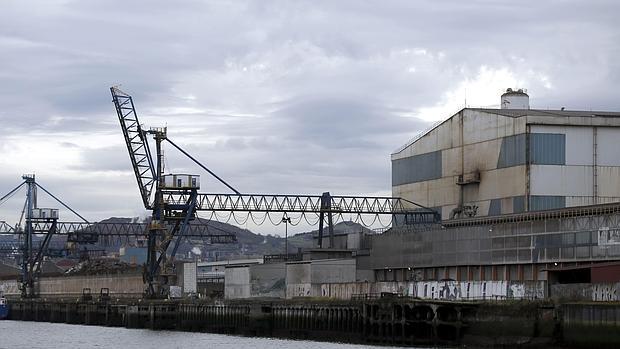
[392,88,620,219]
[5,87,620,303]
[368,89,620,285]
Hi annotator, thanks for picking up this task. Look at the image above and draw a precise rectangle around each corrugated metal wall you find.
[530,133,566,165]
[370,211,620,273]
[490,196,527,215]
[488,199,502,215]
[513,196,526,213]
[497,134,526,168]
[530,195,566,211]
[393,113,620,217]
[497,133,566,168]
[392,150,442,186]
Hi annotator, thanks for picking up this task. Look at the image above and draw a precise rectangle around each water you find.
[0,321,418,349]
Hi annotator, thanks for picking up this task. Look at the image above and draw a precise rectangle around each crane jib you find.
[110,87,157,209]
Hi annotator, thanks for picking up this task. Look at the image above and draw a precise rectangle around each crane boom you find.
[110,87,156,209]
[0,221,236,242]
[163,192,438,217]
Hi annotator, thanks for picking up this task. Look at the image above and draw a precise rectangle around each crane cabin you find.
[30,208,59,220]
[162,174,200,190]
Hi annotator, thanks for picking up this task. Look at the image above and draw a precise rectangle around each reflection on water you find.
[0,320,421,349]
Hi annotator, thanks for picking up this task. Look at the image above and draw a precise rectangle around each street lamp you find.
[282,215,291,260]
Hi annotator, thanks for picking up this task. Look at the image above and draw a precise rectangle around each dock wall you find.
[550,282,620,301]
[5,274,620,304]
[7,298,566,347]
[562,303,620,347]
[0,274,143,298]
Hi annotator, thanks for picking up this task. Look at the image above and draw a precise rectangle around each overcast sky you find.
[1,0,619,235]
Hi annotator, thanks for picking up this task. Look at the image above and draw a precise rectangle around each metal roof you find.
[393,107,620,155]
[470,108,620,118]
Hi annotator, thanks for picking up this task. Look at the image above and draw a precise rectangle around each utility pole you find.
[282,215,291,260]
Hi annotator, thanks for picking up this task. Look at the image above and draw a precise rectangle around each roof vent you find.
[500,88,529,109]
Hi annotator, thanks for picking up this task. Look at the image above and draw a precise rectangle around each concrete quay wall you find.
[550,282,620,302]
[4,273,620,305]
[7,298,569,347]
[0,274,143,298]
[562,303,620,348]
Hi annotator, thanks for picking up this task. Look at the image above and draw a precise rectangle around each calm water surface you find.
[0,320,422,349]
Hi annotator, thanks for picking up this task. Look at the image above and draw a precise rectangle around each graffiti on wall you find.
[592,283,619,301]
[409,280,546,300]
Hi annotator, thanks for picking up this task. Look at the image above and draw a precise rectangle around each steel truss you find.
[0,221,14,232]
[163,192,434,215]
[111,87,156,209]
[164,191,439,247]
[0,221,236,243]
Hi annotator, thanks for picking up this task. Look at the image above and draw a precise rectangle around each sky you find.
[1,0,619,235]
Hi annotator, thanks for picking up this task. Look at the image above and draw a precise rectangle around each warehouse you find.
[392,88,620,220]
[369,89,620,283]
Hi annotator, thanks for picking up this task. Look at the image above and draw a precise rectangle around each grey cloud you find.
[68,145,135,172]
[1,0,619,229]
[159,98,428,196]
[272,98,414,144]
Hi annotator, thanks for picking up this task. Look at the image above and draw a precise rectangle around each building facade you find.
[372,90,620,283]
[392,90,620,220]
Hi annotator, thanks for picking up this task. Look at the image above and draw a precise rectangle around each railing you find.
[263,253,303,263]
[444,200,620,227]
[351,292,405,301]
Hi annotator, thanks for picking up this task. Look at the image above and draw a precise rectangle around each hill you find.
[91,217,371,260]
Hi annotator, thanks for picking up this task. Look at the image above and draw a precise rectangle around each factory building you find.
[392,89,620,219]
[368,90,620,284]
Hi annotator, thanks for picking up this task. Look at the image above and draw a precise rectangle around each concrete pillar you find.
[149,304,155,330]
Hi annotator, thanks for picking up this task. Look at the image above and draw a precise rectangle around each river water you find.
[0,320,420,349]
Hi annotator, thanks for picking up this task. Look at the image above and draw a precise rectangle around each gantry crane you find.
[0,174,236,298]
[111,87,440,298]
[112,87,241,297]
[0,174,90,297]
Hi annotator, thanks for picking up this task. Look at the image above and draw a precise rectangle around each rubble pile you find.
[65,258,137,275]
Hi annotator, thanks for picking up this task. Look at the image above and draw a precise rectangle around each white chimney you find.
[500,88,529,109]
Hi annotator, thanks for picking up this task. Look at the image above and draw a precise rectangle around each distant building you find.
[198,258,263,298]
